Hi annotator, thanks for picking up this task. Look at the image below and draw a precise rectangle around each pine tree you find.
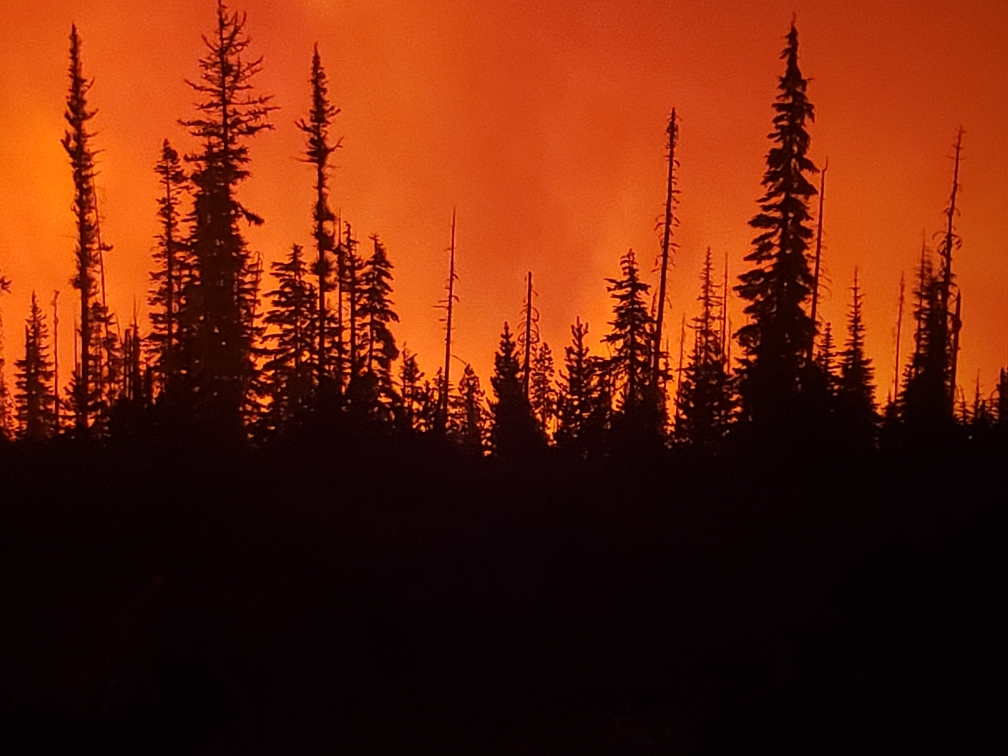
[676,248,734,447]
[529,342,557,436]
[735,21,818,426]
[602,249,654,415]
[555,318,604,456]
[490,322,541,456]
[814,321,838,398]
[62,24,101,434]
[148,139,190,395]
[397,346,423,431]
[362,235,400,391]
[297,44,340,387]
[449,363,488,453]
[901,133,964,428]
[261,244,317,427]
[179,0,275,431]
[14,294,56,439]
[836,269,876,443]
[0,311,13,442]
[340,222,366,382]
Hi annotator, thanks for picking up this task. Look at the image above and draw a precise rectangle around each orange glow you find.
[2,1,1008,399]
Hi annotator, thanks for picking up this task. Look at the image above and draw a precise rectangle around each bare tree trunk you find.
[653,109,677,385]
[809,161,827,361]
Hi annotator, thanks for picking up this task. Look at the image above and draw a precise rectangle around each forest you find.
[2,2,1006,752]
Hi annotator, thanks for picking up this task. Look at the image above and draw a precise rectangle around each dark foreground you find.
[2,428,1006,753]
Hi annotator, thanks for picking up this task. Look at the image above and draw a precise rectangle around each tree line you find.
[1,3,1004,454]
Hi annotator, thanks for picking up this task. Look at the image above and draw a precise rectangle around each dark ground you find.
[2,427,1006,753]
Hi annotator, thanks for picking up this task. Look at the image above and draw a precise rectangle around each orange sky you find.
[2,0,1008,402]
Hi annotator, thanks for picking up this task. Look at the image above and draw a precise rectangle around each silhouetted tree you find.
[340,222,366,383]
[529,342,557,435]
[836,270,876,444]
[814,321,838,399]
[901,132,964,429]
[362,235,400,393]
[397,347,423,431]
[603,249,654,414]
[179,0,275,431]
[449,363,488,453]
[676,248,734,447]
[62,24,101,434]
[261,244,317,428]
[148,139,190,395]
[653,109,679,393]
[736,21,818,427]
[14,294,57,439]
[297,44,340,388]
[555,318,597,455]
[490,322,541,456]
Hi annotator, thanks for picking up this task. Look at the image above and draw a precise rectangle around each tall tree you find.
[653,109,679,389]
[62,24,101,434]
[296,44,340,388]
[438,211,458,431]
[735,21,818,426]
[148,139,190,395]
[15,293,57,440]
[555,318,597,454]
[490,322,540,456]
[676,248,734,446]
[836,269,876,443]
[261,244,317,427]
[603,249,654,413]
[362,235,399,392]
[902,132,964,429]
[529,342,557,435]
[449,363,488,453]
[179,0,275,430]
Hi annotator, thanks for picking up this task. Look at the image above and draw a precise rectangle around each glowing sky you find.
[2,0,1007,401]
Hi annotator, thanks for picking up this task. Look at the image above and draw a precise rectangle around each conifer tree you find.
[262,244,317,426]
[362,235,399,391]
[179,0,275,430]
[836,270,876,443]
[297,44,340,387]
[121,316,145,406]
[398,347,423,431]
[62,24,101,434]
[340,222,366,382]
[490,322,541,456]
[676,248,734,446]
[15,294,57,439]
[449,363,488,452]
[529,342,557,435]
[148,139,190,395]
[602,249,654,414]
[736,21,818,425]
[814,321,838,398]
[0,312,13,442]
[997,368,1008,426]
[555,318,598,454]
[901,133,964,428]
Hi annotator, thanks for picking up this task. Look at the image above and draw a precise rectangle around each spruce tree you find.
[362,235,400,391]
[814,321,838,399]
[262,244,317,427]
[297,44,340,387]
[836,269,876,443]
[676,248,734,447]
[15,293,57,440]
[397,347,423,431]
[901,133,964,428]
[490,322,540,456]
[179,0,275,430]
[449,363,488,453]
[62,24,101,434]
[602,249,654,414]
[529,342,557,435]
[736,21,818,426]
[555,318,602,456]
[148,139,190,395]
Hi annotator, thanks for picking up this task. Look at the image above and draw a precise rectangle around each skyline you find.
[2,1,1007,398]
